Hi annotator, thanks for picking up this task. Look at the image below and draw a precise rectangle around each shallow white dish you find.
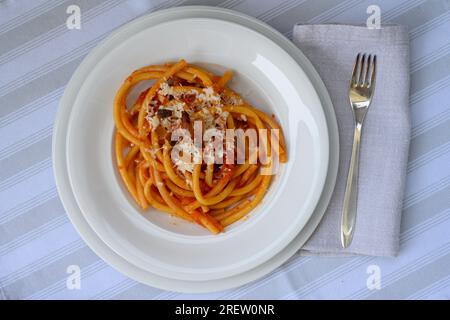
[53,6,339,292]
[65,17,329,281]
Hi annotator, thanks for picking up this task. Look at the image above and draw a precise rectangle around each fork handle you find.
[340,122,362,248]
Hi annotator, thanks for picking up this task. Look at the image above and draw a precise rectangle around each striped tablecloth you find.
[1,0,449,300]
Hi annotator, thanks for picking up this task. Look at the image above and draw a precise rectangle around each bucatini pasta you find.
[113,60,287,234]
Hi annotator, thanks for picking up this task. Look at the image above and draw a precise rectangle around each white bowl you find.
[65,18,329,281]
[54,6,339,292]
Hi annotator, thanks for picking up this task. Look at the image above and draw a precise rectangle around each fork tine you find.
[370,55,377,87]
[358,53,366,86]
[364,54,372,87]
[351,53,361,87]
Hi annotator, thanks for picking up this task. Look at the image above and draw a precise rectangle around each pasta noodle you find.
[113,60,287,234]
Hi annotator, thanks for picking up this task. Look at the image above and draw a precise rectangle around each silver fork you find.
[341,53,377,248]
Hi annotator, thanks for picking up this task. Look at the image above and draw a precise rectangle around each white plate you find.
[65,17,329,282]
[53,6,339,292]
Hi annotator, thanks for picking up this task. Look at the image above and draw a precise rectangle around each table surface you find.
[1,0,449,300]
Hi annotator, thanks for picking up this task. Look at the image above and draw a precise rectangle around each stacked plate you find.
[53,6,339,293]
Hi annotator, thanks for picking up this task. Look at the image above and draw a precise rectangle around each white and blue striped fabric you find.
[1,0,449,300]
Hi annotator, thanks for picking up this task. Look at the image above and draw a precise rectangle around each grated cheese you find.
[158,82,173,96]
[172,139,201,174]
[146,114,160,130]
[197,87,221,106]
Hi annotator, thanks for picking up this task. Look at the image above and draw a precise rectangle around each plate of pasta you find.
[64,18,329,281]
[113,59,288,234]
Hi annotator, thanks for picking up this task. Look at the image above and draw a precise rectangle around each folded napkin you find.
[293,25,411,257]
